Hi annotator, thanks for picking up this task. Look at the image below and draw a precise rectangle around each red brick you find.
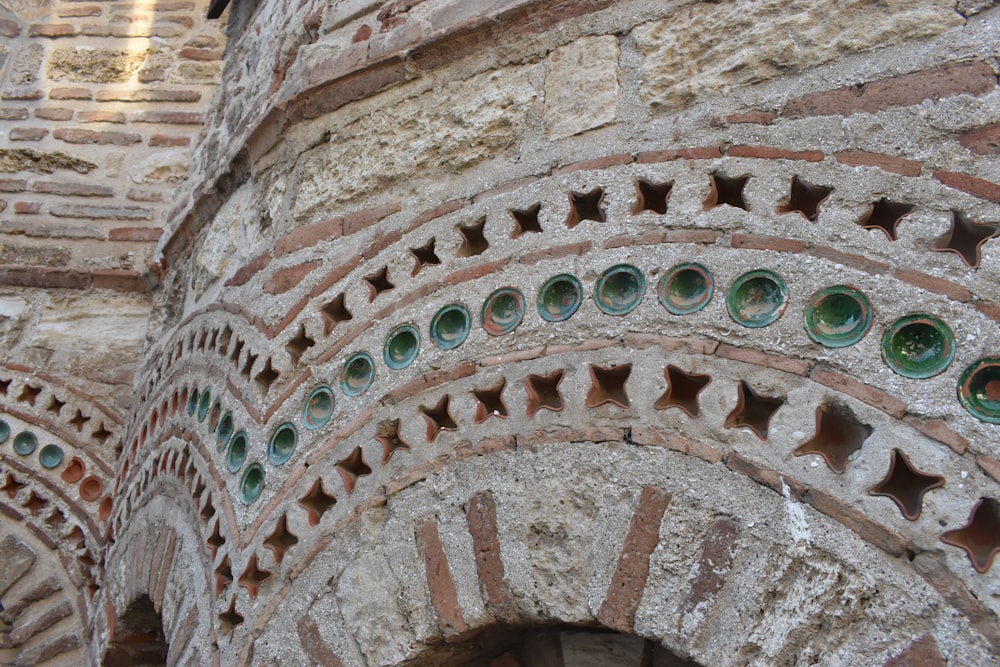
[636,146,723,163]
[725,453,806,500]
[405,199,466,233]
[809,245,891,275]
[1,90,42,101]
[126,189,163,203]
[14,201,40,214]
[803,488,908,555]
[59,6,102,18]
[225,252,273,287]
[518,242,591,265]
[976,455,1000,484]
[904,417,969,455]
[478,345,545,367]
[835,151,922,177]
[9,128,48,141]
[415,519,468,638]
[309,255,361,297]
[50,88,91,101]
[604,231,665,248]
[383,361,476,402]
[517,427,626,448]
[630,428,723,464]
[7,600,72,644]
[934,170,1000,203]
[149,134,190,147]
[884,635,944,667]
[911,554,1000,654]
[78,111,126,124]
[731,233,808,253]
[0,108,28,120]
[728,145,824,162]
[725,111,776,125]
[716,344,811,376]
[662,229,722,244]
[109,227,163,242]
[597,486,672,633]
[0,179,27,193]
[285,60,407,123]
[132,111,204,124]
[894,268,971,302]
[623,333,718,355]
[179,47,223,61]
[444,259,510,286]
[0,19,20,37]
[551,153,633,176]
[680,517,740,630]
[34,108,73,121]
[976,301,1000,323]
[0,266,91,289]
[296,616,347,667]
[53,129,141,145]
[50,204,150,219]
[95,89,200,103]
[275,217,344,257]
[92,270,147,292]
[960,123,1000,155]
[33,181,113,197]
[362,229,402,260]
[465,491,518,623]
[28,23,78,37]
[810,366,907,418]
[341,201,401,236]
[263,261,320,295]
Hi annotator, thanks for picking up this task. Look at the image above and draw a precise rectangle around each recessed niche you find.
[286,325,315,365]
[870,449,945,520]
[792,403,872,474]
[633,179,673,215]
[242,352,259,380]
[364,266,395,301]
[375,418,411,463]
[18,384,41,407]
[335,446,371,494]
[473,378,508,423]
[777,175,832,221]
[931,210,998,269]
[298,477,336,526]
[724,381,784,439]
[255,359,280,392]
[586,364,631,408]
[419,395,458,442]
[320,293,352,335]
[703,173,748,210]
[237,554,271,600]
[655,365,711,417]
[410,238,441,276]
[509,203,542,237]
[263,514,299,565]
[857,198,914,241]
[941,498,1000,573]
[525,370,565,416]
[457,218,489,257]
[218,598,244,632]
[565,188,606,228]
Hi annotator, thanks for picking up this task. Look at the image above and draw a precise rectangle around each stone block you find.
[48,48,149,83]
[544,35,619,139]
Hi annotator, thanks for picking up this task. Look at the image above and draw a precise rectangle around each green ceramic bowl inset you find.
[481,288,525,336]
[384,325,420,370]
[958,358,1000,423]
[595,264,645,315]
[341,352,375,396]
[430,304,471,350]
[39,444,64,469]
[197,389,211,423]
[537,274,583,322]
[302,386,335,430]
[239,463,265,505]
[882,315,955,379]
[658,263,714,315]
[12,431,37,456]
[804,285,873,348]
[268,422,297,466]
[0,419,9,444]
[226,430,248,473]
[216,412,234,452]
[727,270,789,328]
[187,388,199,417]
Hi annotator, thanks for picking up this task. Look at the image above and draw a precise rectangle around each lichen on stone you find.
[0,149,97,174]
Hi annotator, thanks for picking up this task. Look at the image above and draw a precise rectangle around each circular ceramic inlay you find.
[187,388,199,417]
[537,274,583,322]
[384,325,420,370]
[430,304,471,350]
[12,431,37,456]
[197,389,211,422]
[209,400,222,432]
[882,315,955,379]
[268,422,297,466]
[341,352,375,396]
[61,457,85,483]
[80,476,103,502]
[658,263,714,315]
[302,386,335,430]
[958,358,1000,423]
[0,419,9,444]
[216,412,234,452]
[727,270,789,328]
[803,285,873,348]
[481,287,526,336]
[39,444,64,470]
[239,463,265,505]
[226,430,248,473]
[595,264,646,315]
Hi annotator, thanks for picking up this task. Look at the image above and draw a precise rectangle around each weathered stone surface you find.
[336,552,413,667]
[128,150,189,183]
[2,42,43,88]
[0,149,96,174]
[48,48,150,83]
[957,0,998,15]
[544,35,619,139]
[0,534,36,597]
[633,0,962,109]
[293,66,536,217]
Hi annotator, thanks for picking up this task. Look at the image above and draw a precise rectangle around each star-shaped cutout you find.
[18,384,41,407]
[230,339,244,367]
[419,396,458,442]
[215,554,233,595]
[942,498,1000,573]
[23,490,47,515]
[47,396,65,415]
[320,293,352,335]
[457,217,489,257]
[46,508,66,526]
[200,496,216,521]
[633,179,673,215]
[285,325,315,365]
[255,358,280,392]
[263,514,299,565]
[218,597,244,633]
[237,553,272,599]
[564,188,606,228]
[364,266,395,301]
[298,478,337,526]
[217,326,233,354]
[870,449,945,520]
[335,447,372,494]
[375,418,411,463]
[240,352,257,380]
[207,520,226,559]
[724,380,784,440]
[91,422,113,445]
[525,370,565,416]
[473,378,508,423]
[655,365,711,417]
[777,175,832,222]
[703,172,748,211]
[857,198,915,241]
[410,238,441,276]
[509,203,542,238]
[69,409,90,432]
[0,379,10,395]
[586,364,631,408]
[793,404,872,474]
[931,210,998,269]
